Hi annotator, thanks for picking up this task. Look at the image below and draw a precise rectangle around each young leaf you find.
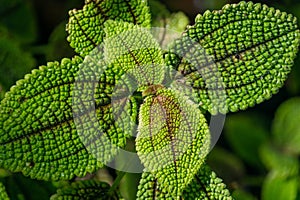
[136,88,210,197]
[50,180,118,200]
[136,164,232,199]
[0,56,133,181]
[165,1,300,114]
[103,20,165,88]
[67,0,151,57]
[262,172,298,200]
[0,182,9,200]
[272,97,300,154]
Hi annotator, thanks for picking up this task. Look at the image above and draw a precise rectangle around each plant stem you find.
[108,171,126,195]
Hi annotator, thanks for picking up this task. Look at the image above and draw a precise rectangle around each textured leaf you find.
[136,88,210,197]
[165,1,300,114]
[67,0,151,57]
[50,180,118,200]
[136,163,232,199]
[103,20,165,87]
[0,182,9,200]
[0,56,133,180]
[0,19,166,180]
[272,97,300,154]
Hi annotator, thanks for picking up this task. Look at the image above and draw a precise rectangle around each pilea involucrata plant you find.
[0,0,299,199]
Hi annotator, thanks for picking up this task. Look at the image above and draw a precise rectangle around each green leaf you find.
[0,84,5,101]
[262,172,298,200]
[46,21,76,61]
[232,189,256,200]
[224,112,268,168]
[67,0,151,57]
[272,97,300,154]
[136,164,232,199]
[103,20,165,88]
[136,88,210,197]
[165,1,300,114]
[1,173,56,200]
[0,182,9,200]
[207,147,245,183]
[50,180,118,200]
[0,56,132,180]
[149,0,189,32]
[259,143,298,178]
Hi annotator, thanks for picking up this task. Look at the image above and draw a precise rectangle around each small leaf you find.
[136,164,232,199]
[262,172,298,200]
[259,143,299,178]
[0,182,9,200]
[272,97,300,154]
[149,0,189,47]
[165,1,300,114]
[136,88,210,197]
[50,180,118,200]
[67,0,151,56]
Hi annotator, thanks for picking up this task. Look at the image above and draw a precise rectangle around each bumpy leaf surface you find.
[136,88,210,197]
[136,163,232,199]
[0,182,9,200]
[0,56,133,180]
[50,180,118,200]
[0,20,165,181]
[165,1,300,114]
[67,0,151,56]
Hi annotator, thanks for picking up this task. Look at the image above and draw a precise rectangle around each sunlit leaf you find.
[0,57,128,180]
[165,1,300,114]
[50,180,118,200]
[136,164,232,199]
[136,88,210,197]
[67,0,151,57]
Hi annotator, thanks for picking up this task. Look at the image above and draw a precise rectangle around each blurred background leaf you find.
[272,97,300,155]
[0,173,56,200]
[0,0,37,44]
[224,112,269,169]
